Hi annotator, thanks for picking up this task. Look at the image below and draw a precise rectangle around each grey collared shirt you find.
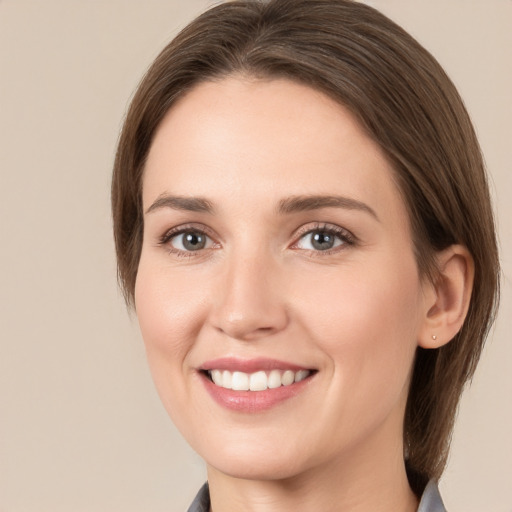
[417,480,447,512]
[187,479,447,512]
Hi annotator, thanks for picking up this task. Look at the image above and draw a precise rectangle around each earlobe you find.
[418,245,474,349]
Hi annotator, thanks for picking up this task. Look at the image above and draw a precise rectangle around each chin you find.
[207,456,306,482]
[197,436,310,481]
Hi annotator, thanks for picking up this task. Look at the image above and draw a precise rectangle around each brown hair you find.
[112,0,499,494]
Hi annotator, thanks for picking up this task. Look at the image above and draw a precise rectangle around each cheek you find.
[295,255,420,334]
[134,259,215,430]
[134,259,209,369]
[291,257,421,395]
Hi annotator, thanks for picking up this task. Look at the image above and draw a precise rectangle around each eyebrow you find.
[278,195,379,220]
[145,194,214,214]
[145,193,378,220]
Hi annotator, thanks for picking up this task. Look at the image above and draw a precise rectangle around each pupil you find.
[312,231,334,250]
[183,232,205,251]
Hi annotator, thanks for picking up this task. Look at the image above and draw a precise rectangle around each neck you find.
[206,432,418,512]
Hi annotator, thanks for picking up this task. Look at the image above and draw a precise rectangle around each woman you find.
[111,1,500,510]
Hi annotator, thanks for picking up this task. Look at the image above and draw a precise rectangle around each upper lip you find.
[199,357,312,373]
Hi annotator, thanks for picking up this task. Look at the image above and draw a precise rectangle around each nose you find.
[209,251,289,341]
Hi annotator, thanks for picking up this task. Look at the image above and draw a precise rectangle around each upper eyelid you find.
[292,222,355,241]
[159,223,219,244]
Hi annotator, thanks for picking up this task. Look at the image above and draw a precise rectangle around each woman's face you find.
[136,77,430,481]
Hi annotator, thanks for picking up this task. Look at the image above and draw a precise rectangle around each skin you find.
[135,77,471,512]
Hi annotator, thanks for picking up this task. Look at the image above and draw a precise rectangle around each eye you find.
[160,227,216,254]
[172,231,210,251]
[293,225,354,252]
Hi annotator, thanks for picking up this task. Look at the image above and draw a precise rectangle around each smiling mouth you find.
[204,369,314,391]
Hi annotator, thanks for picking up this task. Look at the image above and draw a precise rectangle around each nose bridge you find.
[211,244,288,340]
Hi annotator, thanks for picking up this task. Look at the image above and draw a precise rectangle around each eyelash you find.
[158,222,356,257]
[158,224,219,258]
[291,222,356,255]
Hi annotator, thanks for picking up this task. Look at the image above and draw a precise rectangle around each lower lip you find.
[200,373,314,412]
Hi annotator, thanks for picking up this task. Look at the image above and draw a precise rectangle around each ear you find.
[418,245,474,349]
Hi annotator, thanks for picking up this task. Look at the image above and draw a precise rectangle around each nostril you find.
[209,281,290,340]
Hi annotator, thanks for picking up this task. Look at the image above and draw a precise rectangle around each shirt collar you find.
[417,480,447,512]
[187,482,210,512]
[188,479,447,512]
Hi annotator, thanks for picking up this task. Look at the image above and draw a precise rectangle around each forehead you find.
[143,77,407,227]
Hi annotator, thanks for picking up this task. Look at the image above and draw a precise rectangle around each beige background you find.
[0,1,510,511]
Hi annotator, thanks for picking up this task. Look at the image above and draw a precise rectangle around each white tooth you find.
[221,370,232,389]
[211,369,223,386]
[294,370,310,382]
[282,370,295,386]
[249,371,268,391]
[268,369,282,389]
[231,371,250,391]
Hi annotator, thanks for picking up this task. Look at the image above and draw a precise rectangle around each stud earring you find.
[432,335,437,341]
